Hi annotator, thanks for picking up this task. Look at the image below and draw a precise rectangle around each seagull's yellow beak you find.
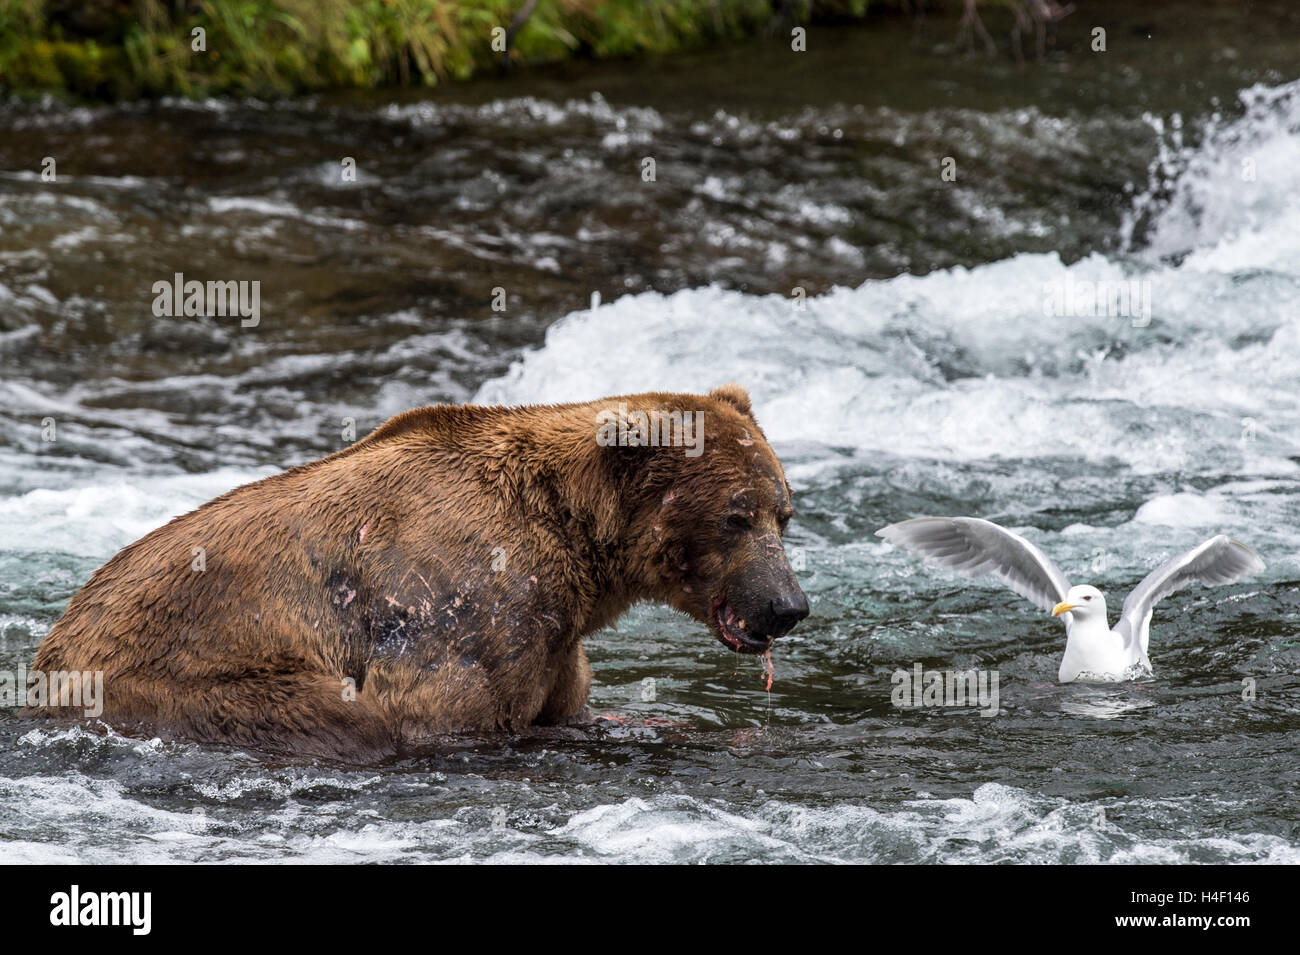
[1052,601,1076,617]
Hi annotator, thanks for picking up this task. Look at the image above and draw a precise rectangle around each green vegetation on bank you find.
[0,0,880,100]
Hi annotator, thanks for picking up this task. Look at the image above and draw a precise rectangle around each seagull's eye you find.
[1083,595,1092,601]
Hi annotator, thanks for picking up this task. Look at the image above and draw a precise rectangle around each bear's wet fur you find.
[27,385,808,762]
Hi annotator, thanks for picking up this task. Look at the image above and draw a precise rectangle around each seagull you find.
[875,517,1266,683]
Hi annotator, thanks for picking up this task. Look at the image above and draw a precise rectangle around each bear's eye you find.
[724,514,752,533]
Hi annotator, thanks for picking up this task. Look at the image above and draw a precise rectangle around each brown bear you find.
[26,385,808,762]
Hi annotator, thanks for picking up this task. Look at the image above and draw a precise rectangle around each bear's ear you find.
[708,383,753,418]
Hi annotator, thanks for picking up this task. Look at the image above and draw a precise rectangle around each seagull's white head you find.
[1053,584,1107,622]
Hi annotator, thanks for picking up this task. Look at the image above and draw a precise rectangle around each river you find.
[1,3,1298,862]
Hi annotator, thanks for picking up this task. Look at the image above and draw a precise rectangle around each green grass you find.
[0,0,852,100]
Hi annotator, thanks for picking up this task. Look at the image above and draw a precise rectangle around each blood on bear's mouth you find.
[709,595,773,654]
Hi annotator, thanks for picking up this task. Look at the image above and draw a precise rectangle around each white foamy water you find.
[0,468,272,558]
[2,731,1293,865]
[476,81,1300,482]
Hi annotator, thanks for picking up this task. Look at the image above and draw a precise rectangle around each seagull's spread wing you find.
[1116,536,1266,650]
[875,517,1072,612]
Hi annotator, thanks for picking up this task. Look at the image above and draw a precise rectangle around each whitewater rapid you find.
[477,81,1300,484]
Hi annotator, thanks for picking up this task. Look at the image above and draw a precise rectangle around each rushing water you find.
[1,6,1299,863]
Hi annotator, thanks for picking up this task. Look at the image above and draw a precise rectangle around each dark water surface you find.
[1,3,1298,862]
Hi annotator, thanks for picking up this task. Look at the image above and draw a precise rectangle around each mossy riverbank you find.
[1,0,886,101]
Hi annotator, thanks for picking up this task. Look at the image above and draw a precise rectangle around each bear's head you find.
[602,384,810,654]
